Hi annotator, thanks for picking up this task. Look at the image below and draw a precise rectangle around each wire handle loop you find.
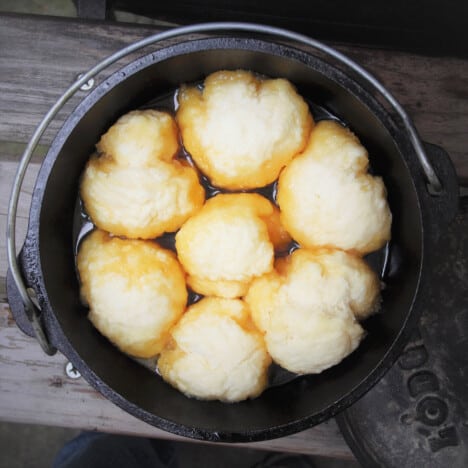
[6,22,442,355]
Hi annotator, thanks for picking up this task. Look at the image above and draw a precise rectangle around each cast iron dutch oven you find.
[6,23,459,442]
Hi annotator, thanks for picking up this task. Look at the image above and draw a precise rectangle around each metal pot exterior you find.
[8,35,459,442]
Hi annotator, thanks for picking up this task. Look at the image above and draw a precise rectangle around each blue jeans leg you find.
[53,431,178,468]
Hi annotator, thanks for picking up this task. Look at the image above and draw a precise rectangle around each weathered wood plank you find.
[0,13,180,146]
[0,13,467,180]
[1,11,467,458]
[0,140,352,455]
[0,303,353,458]
[341,46,468,182]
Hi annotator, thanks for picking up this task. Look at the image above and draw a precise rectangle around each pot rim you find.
[8,26,443,442]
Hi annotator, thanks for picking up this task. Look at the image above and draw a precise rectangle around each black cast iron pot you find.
[6,23,459,442]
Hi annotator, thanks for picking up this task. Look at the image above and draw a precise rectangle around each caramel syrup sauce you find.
[73,85,391,387]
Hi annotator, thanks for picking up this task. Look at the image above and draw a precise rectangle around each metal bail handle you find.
[6,22,442,354]
[27,300,57,355]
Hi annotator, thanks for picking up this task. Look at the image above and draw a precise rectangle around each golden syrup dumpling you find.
[204,191,291,251]
[97,109,179,166]
[175,193,288,298]
[80,109,205,239]
[81,157,204,239]
[77,229,187,358]
[279,248,381,320]
[176,70,314,190]
[277,120,392,255]
[245,248,379,374]
[158,297,271,402]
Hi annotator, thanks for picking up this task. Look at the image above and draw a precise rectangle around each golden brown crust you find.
[175,193,288,298]
[277,120,392,254]
[96,109,179,166]
[76,77,392,400]
[77,229,187,358]
[81,157,205,239]
[80,110,205,239]
[245,248,379,374]
[176,70,314,189]
[158,297,271,402]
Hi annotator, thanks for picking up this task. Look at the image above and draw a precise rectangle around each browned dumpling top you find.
[81,110,205,239]
[176,70,313,190]
[77,229,187,358]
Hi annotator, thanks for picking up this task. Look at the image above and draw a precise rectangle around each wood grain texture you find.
[1,11,468,457]
[0,15,353,454]
[0,13,467,179]
[0,303,353,458]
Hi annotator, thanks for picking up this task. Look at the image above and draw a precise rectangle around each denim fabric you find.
[53,432,178,468]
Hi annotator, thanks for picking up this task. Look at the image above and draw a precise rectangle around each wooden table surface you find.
[1,12,467,459]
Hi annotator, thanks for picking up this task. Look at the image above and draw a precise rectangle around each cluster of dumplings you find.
[77,70,392,402]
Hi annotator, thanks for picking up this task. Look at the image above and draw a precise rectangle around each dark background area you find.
[76,0,468,57]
